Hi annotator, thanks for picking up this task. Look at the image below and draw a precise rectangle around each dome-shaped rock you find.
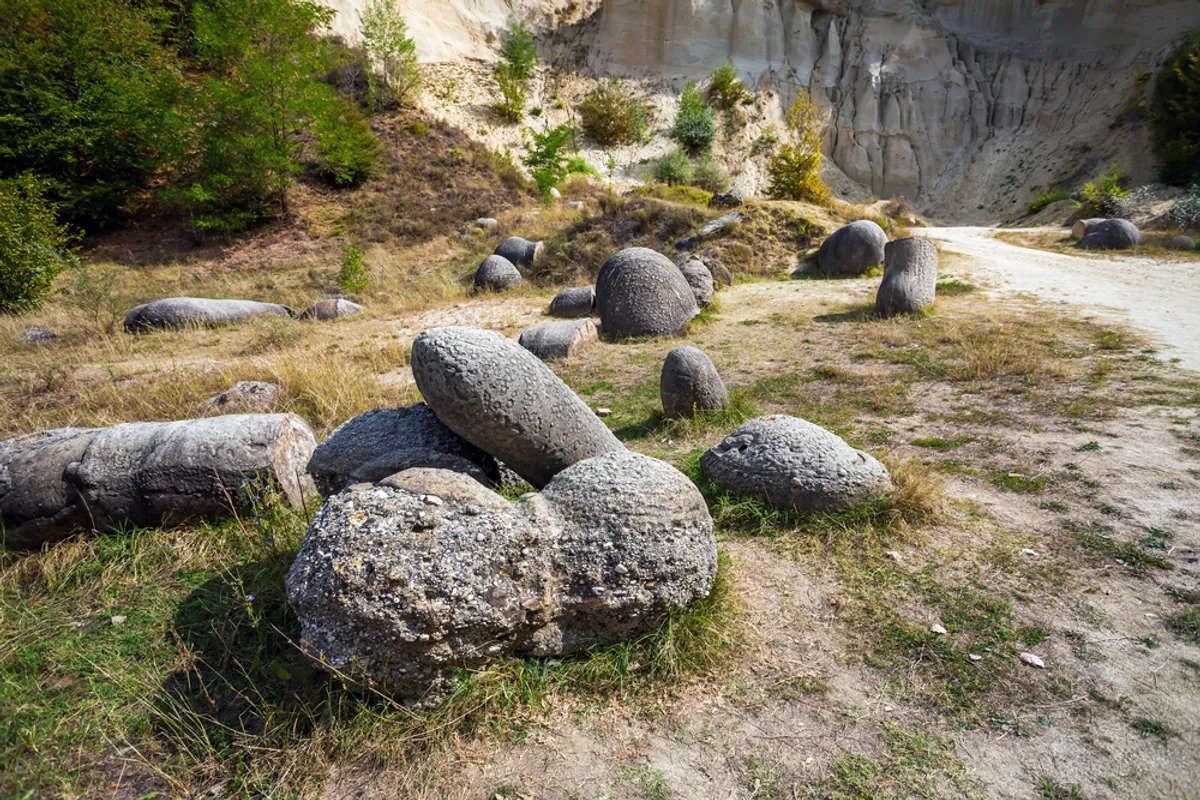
[473,255,522,291]
[660,346,728,419]
[1078,219,1140,250]
[595,247,698,340]
[548,286,595,318]
[817,220,888,277]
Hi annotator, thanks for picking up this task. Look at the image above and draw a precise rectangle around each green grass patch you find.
[1166,607,1200,642]
[1038,776,1085,799]
[935,279,978,296]
[820,723,975,799]
[990,471,1047,493]
[911,435,975,451]
[1069,524,1172,572]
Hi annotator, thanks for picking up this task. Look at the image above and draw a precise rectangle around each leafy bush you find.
[493,62,528,122]
[500,23,538,82]
[766,91,830,204]
[336,244,369,293]
[359,0,420,109]
[524,124,575,201]
[692,156,731,194]
[671,82,716,152]
[314,106,380,188]
[708,62,749,110]
[1027,189,1072,215]
[0,175,72,313]
[566,156,601,180]
[1152,32,1200,186]
[578,79,648,146]
[651,149,695,186]
[1081,168,1130,216]
[1169,184,1200,229]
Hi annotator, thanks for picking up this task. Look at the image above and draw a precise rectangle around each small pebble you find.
[615,563,629,575]
[1019,652,1045,669]
[1021,548,1038,557]
[969,653,983,662]
[930,623,948,635]
[595,407,613,417]
[110,615,127,625]
[423,494,444,507]
[885,550,903,564]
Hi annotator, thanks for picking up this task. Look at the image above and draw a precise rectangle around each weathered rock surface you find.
[473,255,522,291]
[411,326,622,487]
[677,212,742,250]
[817,220,888,277]
[1071,218,1107,242]
[306,404,497,497]
[678,260,715,308]
[285,449,716,702]
[1170,235,1195,251]
[701,415,892,512]
[1078,218,1141,250]
[876,237,938,317]
[124,297,293,332]
[518,318,598,360]
[1,415,316,548]
[494,236,543,268]
[205,381,281,414]
[660,346,728,419]
[22,327,57,343]
[595,247,698,340]
[302,298,365,320]
[548,286,595,318]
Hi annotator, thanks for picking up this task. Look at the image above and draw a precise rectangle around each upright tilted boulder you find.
[701,415,892,512]
[548,286,595,318]
[660,346,728,419]
[876,237,938,317]
[473,255,522,291]
[518,318,598,360]
[494,236,543,268]
[817,220,888,277]
[595,247,699,340]
[306,404,497,497]
[1078,218,1141,250]
[411,326,622,487]
[124,298,293,333]
[286,450,717,703]
[679,260,715,308]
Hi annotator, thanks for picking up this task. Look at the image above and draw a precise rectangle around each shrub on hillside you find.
[1027,189,1072,215]
[336,244,369,293]
[578,79,648,146]
[672,82,716,152]
[1153,32,1200,186]
[0,175,72,313]
[314,106,380,188]
[1169,184,1200,229]
[652,149,695,186]
[500,23,538,82]
[692,156,731,194]
[359,0,420,109]
[1080,168,1129,216]
[708,62,749,110]
[524,124,575,201]
[766,91,831,204]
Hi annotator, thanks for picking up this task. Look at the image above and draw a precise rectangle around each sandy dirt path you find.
[918,227,1200,372]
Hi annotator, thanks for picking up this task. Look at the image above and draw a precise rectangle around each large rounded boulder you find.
[660,346,728,419]
[124,298,293,333]
[876,238,938,317]
[473,255,522,291]
[701,415,892,512]
[411,326,622,487]
[595,247,699,340]
[817,220,888,277]
[494,236,543,268]
[1078,218,1141,250]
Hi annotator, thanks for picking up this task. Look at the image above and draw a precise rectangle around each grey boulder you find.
[306,403,498,497]
[676,212,743,250]
[0,428,100,548]
[548,286,595,318]
[660,346,728,419]
[518,318,598,360]
[473,255,522,291]
[411,326,622,488]
[595,247,699,340]
[1170,235,1195,251]
[701,415,892,512]
[494,236,543,268]
[205,380,281,414]
[302,298,364,320]
[22,327,57,343]
[124,297,293,333]
[1078,218,1141,250]
[1070,218,1106,242]
[285,449,716,702]
[679,260,715,308]
[817,220,888,277]
[876,237,938,317]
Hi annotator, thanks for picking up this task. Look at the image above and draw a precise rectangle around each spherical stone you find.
[494,236,543,268]
[518,318,598,360]
[679,260,715,307]
[660,346,728,419]
[473,255,522,291]
[595,247,699,340]
[411,326,623,488]
[817,220,888,277]
[1078,218,1140,250]
[548,286,595,318]
[124,297,293,333]
[701,414,893,512]
[876,237,938,317]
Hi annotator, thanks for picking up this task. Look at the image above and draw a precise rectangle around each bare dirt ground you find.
[920,227,1200,372]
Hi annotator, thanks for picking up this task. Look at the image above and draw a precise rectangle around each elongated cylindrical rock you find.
[124,297,294,332]
[494,236,543,268]
[876,237,938,317]
[0,428,100,548]
[548,286,595,318]
[518,318,598,360]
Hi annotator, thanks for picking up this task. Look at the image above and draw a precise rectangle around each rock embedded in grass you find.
[518,318,598,360]
[411,326,622,488]
[123,297,294,332]
[709,188,745,208]
[1078,218,1141,250]
[1170,235,1195,251]
[494,235,543,268]
[817,220,888,277]
[701,414,893,512]
[306,403,498,497]
[876,237,938,317]
[548,286,595,318]
[472,254,522,291]
[679,259,715,307]
[595,247,699,340]
[660,346,728,419]
[0,428,101,548]
[285,450,716,703]
[205,380,281,414]
[301,298,364,320]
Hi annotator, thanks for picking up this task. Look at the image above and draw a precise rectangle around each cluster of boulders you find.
[1071,218,1141,250]
[473,236,542,292]
[124,296,364,333]
[811,220,938,317]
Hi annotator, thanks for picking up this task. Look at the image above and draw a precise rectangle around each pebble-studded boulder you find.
[817,220,888,277]
[876,238,938,317]
[124,298,294,332]
[285,449,717,702]
[518,318,598,360]
[302,298,364,320]
[473,255,522,291]
[1078,218,1141,250]
[1070,218,1106,242]
[679,260,715,308]
[660,346,728,419]
[701,415,892,512]
[204,380,281,414]
[1,415,316,548]
[494,236,543,268]
[595,247,699,340]
[411,326,622,488]
[548,286,595,318]
[306,404,498,497]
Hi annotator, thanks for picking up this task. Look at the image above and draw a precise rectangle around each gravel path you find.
[919,227,1200,372]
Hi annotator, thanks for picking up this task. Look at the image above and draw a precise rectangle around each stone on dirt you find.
[473,254,522,291]
[595,247,699,340]
[518,318,598,360]
[301,298,364,320]
[1170,235,1195,250]
[817,220,888,277]
[876,237,938,317]
[548,286,595,318]
[1070,218,1106,242]
[124,297,294,333]
[679,259,715,308]
[660,346,728,419]
[22,327,57,343]
[205,380,281,414]
[701,415,893,512]
[494,236,543,267]
[1078,218,1140,250]
[411,326,622,488]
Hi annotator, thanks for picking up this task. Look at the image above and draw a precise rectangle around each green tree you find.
[707,62,749,110]
[500,23,538,82]
[766,91,830,204]
[359,0,420,109]
[1153,32,1200,186]
[0,174,72,313]
[524,124,574,201]
[0,0,183,230]
[671,81,716,152]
